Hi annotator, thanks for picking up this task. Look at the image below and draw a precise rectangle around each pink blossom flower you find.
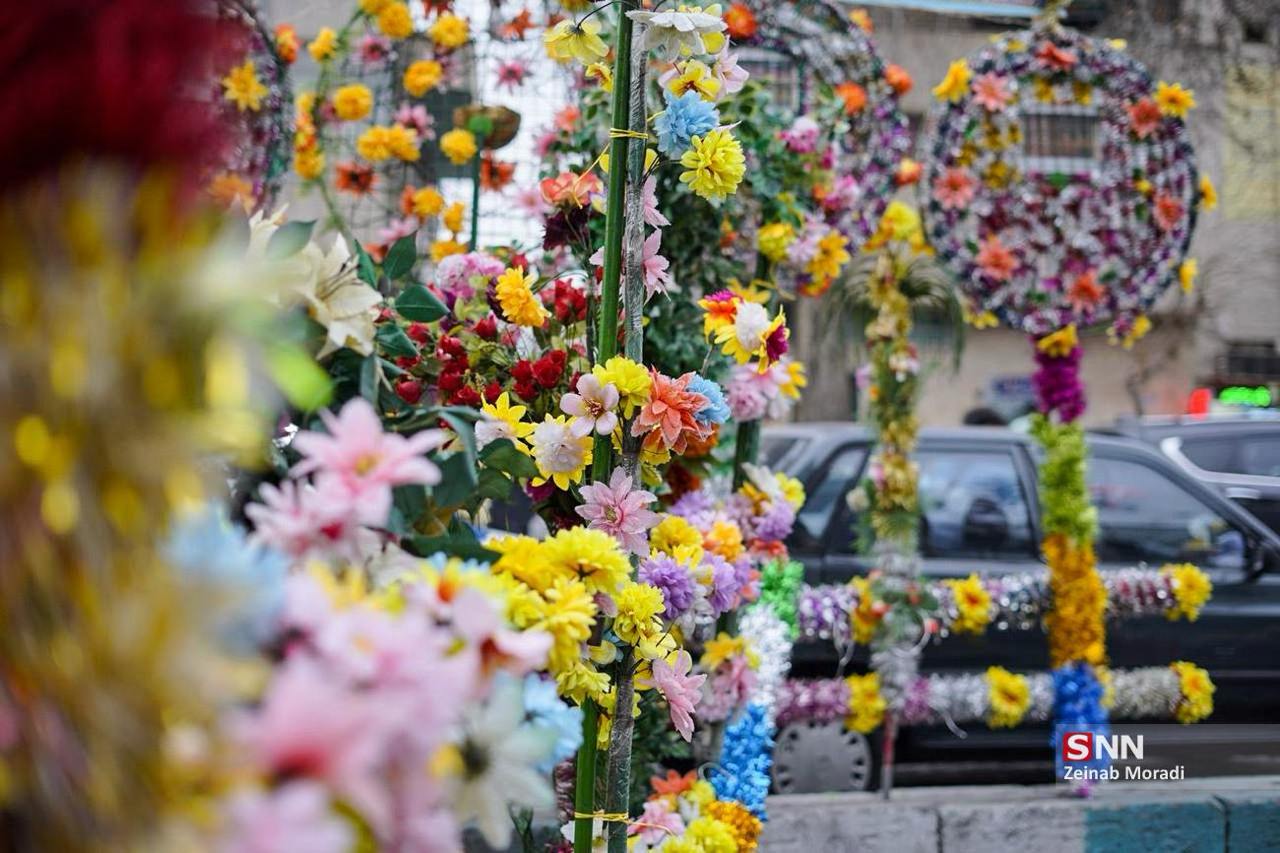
[218,781,353,853]
[699,654,756,723]
[244,480,361,559]
[590,231,672,299]
[448,587,551,679]
[560,373,620,437]
[642,175,670,228]
[495,60,529,91]
[629,798,685,844]
[359,34,392,66]
[515,184,551,218]
[1128,98,1161,139]
[975,234,1017,281]
[233,659,388,828]
[376,217,416,248]
[652,650,705,742]
[575,468,660,556]
[712,49,749,96]
[933,167,976,210]
[1154,193,1184,232]
[779,116,820,153]
[394,103,435,141]
[971,73,1012,111]
[291,398,446,526]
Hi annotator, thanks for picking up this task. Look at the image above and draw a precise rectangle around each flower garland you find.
[777,662,1215,734]
[794,562,1211,645]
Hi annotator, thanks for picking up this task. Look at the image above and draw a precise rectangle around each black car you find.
[1102,416,1280,535]
[764,423,1280,789]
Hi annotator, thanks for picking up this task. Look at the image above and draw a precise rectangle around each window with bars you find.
[1020,104,1102,175]
[735,46,804,114]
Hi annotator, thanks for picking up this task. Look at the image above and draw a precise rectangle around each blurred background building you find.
[266,0,1280,427]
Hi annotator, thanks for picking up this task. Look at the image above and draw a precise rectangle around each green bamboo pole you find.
[576,8,635,852]
[468,154,481,251]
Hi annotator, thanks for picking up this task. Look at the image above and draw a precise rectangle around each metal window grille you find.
[1020,104,1101,176]
[736,46,804,114]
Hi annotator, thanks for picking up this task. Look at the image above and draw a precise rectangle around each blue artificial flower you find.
[1051,662,1111,774]
[654,90,720,158]
[163,505,288,652]
[523,674,583,770]
[710,703,775,819]
[687,373,730,425]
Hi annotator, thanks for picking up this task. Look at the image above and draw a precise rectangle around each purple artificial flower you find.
[638,554,697,619]
[668,489,715,528]
[575,469,659,556]
[706,553,741,616]
[753,501,796,543]
[1031,341,1087,422]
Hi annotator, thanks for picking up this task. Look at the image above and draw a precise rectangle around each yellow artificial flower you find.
[591,356,651,417]
[680,130,745,202]
[530,412,592,486]
[308,27,337,62]
[651,515,703,557]
[544,18,608,65]
[556,658,612,704]
[494,266,548,327]
[488,533,558,592]
[293,147,325,180]
[757,222,795,263]
[704,800,763,851]
[1171,661,1214,723]
[222,60,268,112]
[986,666,1031,728]
[806,230,851,284]
[933,59,971,102]
[613,582,665,645]
[684,817,738,853]
[440,128,478,166]
[1161,563,1212,621]
[430,12,470,48]
[404,60,444,97]
[543,527,631,595]
[702,632,750,669]
[1036,324,1078,358]
[705,519,744,561]
[430,239,467,262]
[946,574,992,634]
[442,201,465,234]
[356,125,420,162]
[849,576,880,644]
[666,60,721,101]
[1119,314,1152,349]
[585,62,614,92]
[410,186,445,218]
[1155,81,1195,118]
[1179,258,1197,294]
[332,83,373,121]
[779,360,807,399]
[844,672,886,733]
[480,391,535,452]
[728,278,772,305]
[376,1,414,39]
[359,0,390,13]
[536,576,599,670]
[775,471,806,509]
[1199,174,1217,210]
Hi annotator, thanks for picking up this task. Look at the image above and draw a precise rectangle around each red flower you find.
[438,367,465,393]
[395,355,420,370]
[473,314,498,340]
[437,335,466,360]
[1128,98,1162,139]
[451,386,481,407]
[514,380,538,402]
[406,322,431,344]
[395,379,423,404]
[511,359,534,383]
[532,350,566,388]
[484,381,503,403]
[335,161,376,195]
[1036,40,1077,71]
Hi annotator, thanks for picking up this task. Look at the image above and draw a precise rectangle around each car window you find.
[915,449,1035,559]
[1179,437,1237,473]
[1240,437,1280,477]
[1088,455,1246,569]
[795,445,866,543]
[760,435,807,470]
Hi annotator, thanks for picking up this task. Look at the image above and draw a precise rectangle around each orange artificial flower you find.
[554,105,581,133]
[835,81,867,115]
[895,158,922,186]
[723,2,758,40]
[650,769,697,797]
[885,63,913,95]
[274,24,299,64]
[499,8,535,40]
[480,155,516,192]
[335,161,376,195]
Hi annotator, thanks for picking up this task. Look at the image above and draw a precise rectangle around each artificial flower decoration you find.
[404,59,444,96]
[440,127,479,165]
[544,18,609,64]
[222,59,268,112]
[628,6,728,59]
[680,130,746,202]
[494,266,549,327]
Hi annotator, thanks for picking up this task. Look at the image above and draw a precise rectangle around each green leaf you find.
[437,409,479,473]
[431,452,479,506]
[476,467,514,502]
[354,240,378,286]
[1047,172,1070,191]
[406,531,497,563]
[479,438,539,480]
[395,284,448,322]
[265,345,333,412]
[375,324,418,358]
[388,485,428,535]
[382,234,419,280]
[266,220,315,259]
[359,353,379,402]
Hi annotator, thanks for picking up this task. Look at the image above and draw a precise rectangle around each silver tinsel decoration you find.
[738,603,792,725]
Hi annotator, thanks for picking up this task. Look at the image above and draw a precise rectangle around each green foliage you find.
[754,559,805,637]
[1030,415,1098,543]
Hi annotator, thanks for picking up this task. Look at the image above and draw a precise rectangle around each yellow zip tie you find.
[572,811,677,836]
[608,128,652,140]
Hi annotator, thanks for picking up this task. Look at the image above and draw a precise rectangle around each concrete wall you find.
[762,775,1280,852]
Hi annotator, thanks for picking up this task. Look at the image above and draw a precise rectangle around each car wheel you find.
[772,720,878,793]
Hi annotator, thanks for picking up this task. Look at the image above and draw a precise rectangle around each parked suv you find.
[765,423,1280,788]
[1102,416,1280,535]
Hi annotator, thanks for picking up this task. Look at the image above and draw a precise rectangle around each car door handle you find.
[1226,487,1263,501]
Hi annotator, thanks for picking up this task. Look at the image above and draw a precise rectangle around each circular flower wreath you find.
[209,0,293,210]
[729,0,912,253]
[921,24,1204,339]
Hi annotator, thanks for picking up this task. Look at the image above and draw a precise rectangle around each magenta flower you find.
[575,469,659,556]
[291,398,446,525]
[495,60,529,91]
[652,650,706,742]
[560,373,620,438]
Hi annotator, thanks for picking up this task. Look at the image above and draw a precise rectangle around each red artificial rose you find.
[395,355,420,370]
[406,322,431,344]
[511,359,534,383]
[395,379,423,404]
[437,335,466,359]
[451,385,481,407]
[532,351,566,388]
[473,314,498,340]
[484,380,503,403]
[438,367,465,393]
[514,379,538,402]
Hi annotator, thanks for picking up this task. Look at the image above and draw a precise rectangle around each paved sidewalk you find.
[762,775,1280,852]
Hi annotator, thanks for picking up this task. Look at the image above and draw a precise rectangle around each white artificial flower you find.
[281,235,383,357]
[627,6,726,59]
[732,300,771,350]
[449,677,557,848]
